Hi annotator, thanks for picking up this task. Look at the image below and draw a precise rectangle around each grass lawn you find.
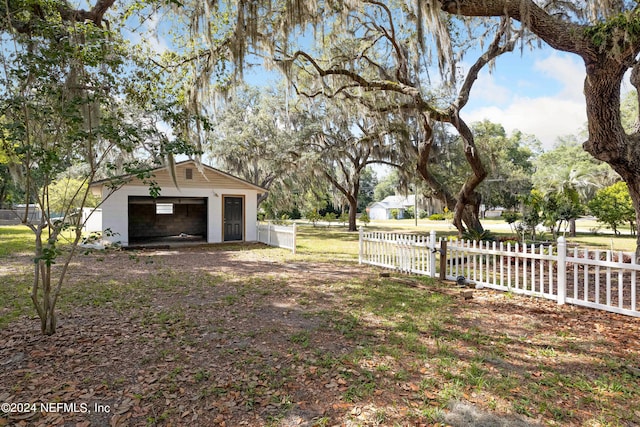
[1,224,639,426]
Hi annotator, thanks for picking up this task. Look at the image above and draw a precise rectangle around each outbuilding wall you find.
[99,185,259,246]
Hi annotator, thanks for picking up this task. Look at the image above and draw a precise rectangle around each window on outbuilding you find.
[156,203,174,215]
[186,168,193,180]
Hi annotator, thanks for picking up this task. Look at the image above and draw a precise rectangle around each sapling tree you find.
[589,182,636,235]
[0,0,189,335]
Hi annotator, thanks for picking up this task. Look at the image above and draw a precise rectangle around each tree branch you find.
[437,0,591,57]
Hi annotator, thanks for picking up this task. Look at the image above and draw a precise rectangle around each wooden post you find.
[429,230,437,278]
[439,239,448,281]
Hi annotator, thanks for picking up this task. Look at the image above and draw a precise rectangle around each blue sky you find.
[243,48,597,151]
[462,48,592,149]
[132,8,625,153]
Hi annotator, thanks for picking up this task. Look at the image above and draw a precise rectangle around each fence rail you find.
[359,228,640,318]
[257,222,297,253]
[359,230,437,276]
[0,208,41,225]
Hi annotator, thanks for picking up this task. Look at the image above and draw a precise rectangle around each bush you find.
[502,211,520,224]
[428,213,445,221]
[339,212,349,226]
[323,212,337,224]
[359,212,370,225]
[306,211,322,226]
[461,229,496,242]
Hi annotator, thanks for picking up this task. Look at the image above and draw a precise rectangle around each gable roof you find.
[90,160,266,193]
[369,195,415,210]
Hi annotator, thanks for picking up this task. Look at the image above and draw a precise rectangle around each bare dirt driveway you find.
[1,243,639,426]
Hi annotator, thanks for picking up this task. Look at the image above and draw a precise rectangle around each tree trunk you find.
[414,121,484,236]
[458,196,484,234]
[30,226,56,335]
[581,59,640,261]
[348,197,358,232]
[436,0,640,259]
[619,171,640,262]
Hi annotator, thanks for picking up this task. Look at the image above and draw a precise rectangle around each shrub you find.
[359,212,370,225]
[339,212,349,226]
[323,212,337,224]
[428,213,445,221]
[306,211,322,227]
[502,211,520,224]
[461,229,496,242]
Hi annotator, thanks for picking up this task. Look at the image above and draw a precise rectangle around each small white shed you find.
[89,160,266,247]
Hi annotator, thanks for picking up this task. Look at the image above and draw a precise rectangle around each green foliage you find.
[621,90,639,133]
[357,167,378,212]
[339,212,349,225]
[472,121,538,210]
[428,213,446,221]
[206,84,301,204]
[373,170,400,202]
[0,2,198,334]
[519,188,584,239]
[305,210,322,227]
[588,182,636,235]
[404,206,415,219]
[532,138,617,203]
[359,211,370,225]
[461,228,496,242]
[323,212,337,224]
[46,176,99,215]
[584,11,640,50]
[502,211,520,224]
[390,209,399,220]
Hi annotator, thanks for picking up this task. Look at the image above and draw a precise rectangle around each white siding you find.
[81,208,102,232]
[368,205,389,220]
[100,185,259,246]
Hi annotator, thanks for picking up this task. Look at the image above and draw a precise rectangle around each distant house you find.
[89,160,266,247]
[367,194,445,220]
[367,195,417,220]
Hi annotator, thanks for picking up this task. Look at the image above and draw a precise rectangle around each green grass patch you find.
[1,223,639,426]
[0,225,35,256]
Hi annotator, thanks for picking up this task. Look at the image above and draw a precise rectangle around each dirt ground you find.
[1,244,639,426]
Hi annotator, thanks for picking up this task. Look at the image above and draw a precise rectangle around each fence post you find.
[268,220,272,246]
[439,239,448,281]
[292,223,297,255]
[429,230,437,278]
[358,226,364,264]
[557,236,566,305]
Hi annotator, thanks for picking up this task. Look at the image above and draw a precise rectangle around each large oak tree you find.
[435,0,640,258]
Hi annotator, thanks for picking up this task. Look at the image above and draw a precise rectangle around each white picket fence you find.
[257,222,297,253]
[359,228,640,318]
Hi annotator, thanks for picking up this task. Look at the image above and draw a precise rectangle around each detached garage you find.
[89,160,266,247]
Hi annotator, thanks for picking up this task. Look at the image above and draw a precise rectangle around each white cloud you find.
[533,54,585,102]
[465,96,586,149]
[469,72,512,105]
[464,52,587,149]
